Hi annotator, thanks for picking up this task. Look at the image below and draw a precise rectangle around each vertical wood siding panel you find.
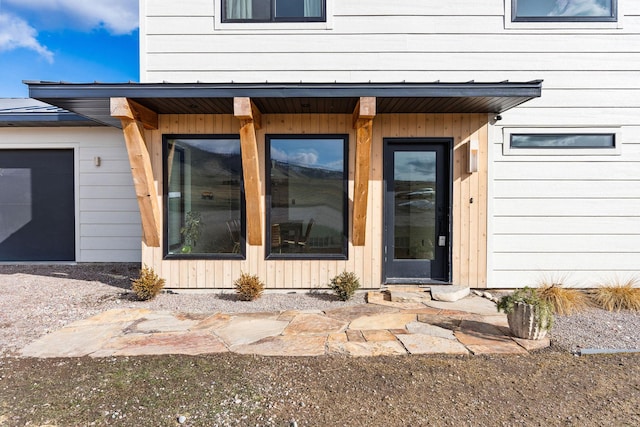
[144,113,490,289]
[477,117,489,288]
[465,114,478,287]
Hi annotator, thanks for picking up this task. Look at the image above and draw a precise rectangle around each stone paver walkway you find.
[20,289,549,358]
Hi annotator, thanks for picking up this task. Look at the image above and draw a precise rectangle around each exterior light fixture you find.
[468,140,478,173]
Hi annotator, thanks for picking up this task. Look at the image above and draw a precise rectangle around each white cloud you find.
[271,147,321,167]
[4,0,139,34]
[0,13,54,62]
[289,151,319,167]
[550,0,609,17]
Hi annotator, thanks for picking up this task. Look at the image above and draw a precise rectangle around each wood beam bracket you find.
[110,97,161,247]
[234,97,262,129]
[234,97,263,245]
[111,97,158,130]
[352,97,376,246]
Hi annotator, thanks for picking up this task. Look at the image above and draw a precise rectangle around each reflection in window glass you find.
[513,0,616,21]
[223,0,324,22]
[267,136,347,258]
[394,151,436,260]
[510,134,615,148]
[165,137,243,257]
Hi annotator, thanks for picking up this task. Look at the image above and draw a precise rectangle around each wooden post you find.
[234,97,263,245]
[111,98,161,247]
[352,97,376,246]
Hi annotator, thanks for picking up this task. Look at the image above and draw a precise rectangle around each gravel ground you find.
[1,263,639,357]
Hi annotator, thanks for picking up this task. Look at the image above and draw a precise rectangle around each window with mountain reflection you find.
[266,135,348,259]
[164,136,244,258]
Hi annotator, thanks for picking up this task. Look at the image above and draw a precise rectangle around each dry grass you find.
[535,276,590,316]
[536,284,591,316]
[233,272,264,301]
[131,266,165,301]
[592,278,640,312]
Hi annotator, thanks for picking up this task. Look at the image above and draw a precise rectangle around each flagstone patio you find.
[20,289,549,358]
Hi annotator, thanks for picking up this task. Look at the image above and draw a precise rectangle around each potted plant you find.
[180,211,202,253]
[497,287,554,340]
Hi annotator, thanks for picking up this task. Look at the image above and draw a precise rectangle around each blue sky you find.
[0,0,139,98]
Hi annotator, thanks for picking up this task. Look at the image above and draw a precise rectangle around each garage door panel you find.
[0,149,75,261]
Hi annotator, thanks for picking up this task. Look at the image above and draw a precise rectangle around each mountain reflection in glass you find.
[393,151,436,260]
[166,138,243,256]
[268,137,346,256]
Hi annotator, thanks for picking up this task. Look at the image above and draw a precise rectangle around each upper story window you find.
[512,0,617,22]
[222,0,325,23]
[510,134,616,149]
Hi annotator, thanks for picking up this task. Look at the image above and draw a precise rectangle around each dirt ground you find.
[1,351,639,426]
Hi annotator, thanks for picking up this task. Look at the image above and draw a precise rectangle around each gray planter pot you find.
[506,301,549,340]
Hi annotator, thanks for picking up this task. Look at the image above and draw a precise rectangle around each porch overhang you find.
[25,80,542,249]
[26,81,542,128]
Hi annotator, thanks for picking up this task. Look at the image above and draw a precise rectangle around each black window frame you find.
[512,0,617,22]
[221,0,326,23]
[162,134,246,260]
[265,134,349,260]
[510,133,616,149]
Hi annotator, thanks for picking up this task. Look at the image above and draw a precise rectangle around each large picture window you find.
[222,0,325,22]
[164,136,244,258]
[266,135,348,259]
[512,0,617,22]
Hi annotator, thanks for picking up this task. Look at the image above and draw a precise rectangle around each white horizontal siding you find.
[490,138,640,287]
[491,271,640,288]
[81,173,138,186]
[81,249,141,263]
[81,212,141,224]
[494,198,640,217]
[494,216,640,235]
[140,0,640,287]
[146,34,640,54]
[81,236,142,250]
[79,185,137,199]
[494,253,640,271]
[500,109,640,127]
[145,0,214,16]
[81,224,142,237]
[0,127,141,263]
[79,159,132,173]
[493,160,640,180]
[79,198,139,212]
[146,52,640,72]
[493,235,640,253]
[494,180,640,198]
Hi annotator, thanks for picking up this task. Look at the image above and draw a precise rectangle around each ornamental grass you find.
[591,278,640,312]
[536,278,591,316]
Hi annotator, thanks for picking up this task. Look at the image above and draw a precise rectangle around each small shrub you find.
[131,266,165,301]
[234,272,264,301]
[497,287,554,330]
[592,279,640,312]
[329,271,360,301]
[536,280,590,316]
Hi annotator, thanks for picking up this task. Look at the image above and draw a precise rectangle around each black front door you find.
[383,139,451,283]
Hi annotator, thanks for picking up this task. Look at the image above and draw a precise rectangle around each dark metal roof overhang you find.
[26,81,543,128]
[0,98,100,127]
